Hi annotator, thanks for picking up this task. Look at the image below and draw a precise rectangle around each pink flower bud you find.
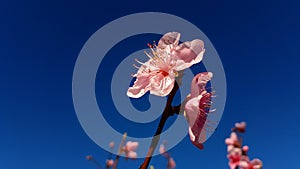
[106,159,114,167]
[109,141,114,148]
[86,155,93,161]
[159,144,166,154]
[168,157,176,169]
[242,145,249,152]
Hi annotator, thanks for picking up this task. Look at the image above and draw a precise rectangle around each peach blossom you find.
[127,32,205,98]
[159,144,166,154]
[109,141,114,148]
[106,159,114,167]
[167,157,176,169]
[184,72,213,149]
[124,141,139,159]
[234,121,246,133]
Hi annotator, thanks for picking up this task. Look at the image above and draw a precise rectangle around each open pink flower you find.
[127,32,205,98]
[249,159,263,169]
[184,72,213,149]
[124,141,139,159]
[239,158,263,169]
[225,122,263,169]
[227,147,242,169]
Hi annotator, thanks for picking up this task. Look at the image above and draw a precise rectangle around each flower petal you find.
[251,159,263,169]
[149,72,175,96]
[190,72,213,98]
[157,32,180,51]
[125,141,139,151]
[127,151,137,159]
[127,73,152,98]
[185,95,207,149]
[172,39,205,71]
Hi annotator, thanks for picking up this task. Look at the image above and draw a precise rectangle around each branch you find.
[113,133,127,169]
[139,82,179,169]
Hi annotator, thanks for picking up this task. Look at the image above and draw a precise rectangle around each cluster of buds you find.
[122,141,139,159]
[87,133,139,169]
[159,141,176,169]
[225,122,263,169]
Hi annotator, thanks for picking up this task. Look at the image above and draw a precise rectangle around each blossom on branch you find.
[127,32,205,98]
[159,142,176,169]
[123,141,139,159]
[167,157,176,169]
[106,159,114,168]
[184,72,214,150]
[225,121,263,169]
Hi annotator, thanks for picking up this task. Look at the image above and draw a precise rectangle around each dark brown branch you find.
[139,82,179,169]
[171,105,181,114]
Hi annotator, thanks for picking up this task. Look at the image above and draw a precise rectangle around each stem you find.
[113,133,127,169]
[139,82,179,169]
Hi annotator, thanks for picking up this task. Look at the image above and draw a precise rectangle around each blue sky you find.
[1,0,300,169]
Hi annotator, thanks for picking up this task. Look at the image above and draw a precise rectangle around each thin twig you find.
[139,83,179,169]
[113,133,127,169]
[88,157,104,169]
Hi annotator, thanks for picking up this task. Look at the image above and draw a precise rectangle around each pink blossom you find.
[225,132,239,146]
[109,141,114,148]
[106,159,114,167]
[239,158,263,169]
[85,155,93,161]
[159,144,166,154]
[184,72,213,149]
[124,141,139,159]
[127,32,205,98]
[243,145,249,152]
[167,157,176,169]
[127,151,137,158]
[227,147,242,169]
[250,159,263,169]
[234,121,246,133]
[225,122,263,169]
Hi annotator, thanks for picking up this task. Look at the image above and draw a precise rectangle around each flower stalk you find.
[139,82,179,169]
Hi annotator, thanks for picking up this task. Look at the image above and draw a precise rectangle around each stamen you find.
[209,109,216,113]
[174,71,179,77]
[150,47,158,58]
[135,58,145,65]
[144,51,153,59]
[132,64,140,69]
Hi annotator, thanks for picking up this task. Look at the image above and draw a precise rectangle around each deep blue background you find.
[1,0,299,169]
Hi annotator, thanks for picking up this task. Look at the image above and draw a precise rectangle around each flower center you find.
[159,70,169,77]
